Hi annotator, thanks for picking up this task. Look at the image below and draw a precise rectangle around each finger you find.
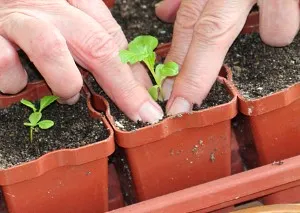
[67,0,152,88]
[0,36,27,94]
[167,0,255,115]
[258,0,300,47]
[2,14,83,102]
[161,0,208,100]
[55,7,163,123]
[155,0,182,23]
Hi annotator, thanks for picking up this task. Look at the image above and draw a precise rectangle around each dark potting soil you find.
[18,50,44,82]
[0,95,109,169]
[111,0,173,43]
[225,32,300,100]
[87,75,231,131]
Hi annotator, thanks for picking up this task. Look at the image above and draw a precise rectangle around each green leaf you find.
[20,99,37,112]
[128,35,158,55]
[24,122,34,127]
[38,120,54,129]
[29,112,42,125]
[156,61,179,78]
[39,96,58,112]
[143,52,156,72]
[148,85,159,101]
[119,50,147,64]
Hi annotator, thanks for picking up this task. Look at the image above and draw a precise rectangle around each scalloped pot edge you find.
[0,83,115,213]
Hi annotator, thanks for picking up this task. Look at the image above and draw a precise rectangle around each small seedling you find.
[21,95,58,142]
[119,35,179,101]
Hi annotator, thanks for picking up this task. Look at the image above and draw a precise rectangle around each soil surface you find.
[0,95,109,169]
[111,0,173,43]
[18,50,43,82]
[87,75,232,131]
[225,32,300,100]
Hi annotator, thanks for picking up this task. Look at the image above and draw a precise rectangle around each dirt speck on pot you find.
[0,95,109,169]
[225,32,300,99]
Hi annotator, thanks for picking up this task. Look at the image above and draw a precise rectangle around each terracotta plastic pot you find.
[224,63,300,204]
[88,77,237,201]
[108,154,300,213]
[103,0,115,8]
[0,84,115,213]
[224,10,300,204]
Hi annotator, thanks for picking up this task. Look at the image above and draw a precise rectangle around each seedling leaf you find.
[20,99,37,112]
[148,85,159,101]
[144,52,156,72]
[29,112,42,125]
[38,120,54,129]
[24,122,34,127]
[119,50,147,64]
[39,96,58,112]
[156,61,179,77]
[128,35,158,55]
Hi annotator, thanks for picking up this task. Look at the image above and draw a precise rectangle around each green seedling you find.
[119,35,179,101]
[20,95,58,142]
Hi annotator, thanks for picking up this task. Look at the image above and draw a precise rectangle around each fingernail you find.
[139,101,164,124]
[162,78,174,100]
[167,97,192,116]
[155,1,163,7]
[57,93,80,105]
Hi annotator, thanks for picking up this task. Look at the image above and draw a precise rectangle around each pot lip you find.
[87,76,237,148]
[0,85,114,185]
[0,81,45,101]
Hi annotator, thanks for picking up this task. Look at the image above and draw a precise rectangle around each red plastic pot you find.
[224,10,300,204]
[0,84,115,213]
[225,63,300,204]
[89,77,237,201]
[103,0,115,8]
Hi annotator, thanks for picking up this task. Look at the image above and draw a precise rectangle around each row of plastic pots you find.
[1,59,300,213]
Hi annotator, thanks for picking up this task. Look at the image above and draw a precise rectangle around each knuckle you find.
[33,30,68,59]
[175,1,204,29]
[0,47,17,69]
[178,72,202,94]
[194,13,232,45]
[117,79,140,101]
[82,31,118,63]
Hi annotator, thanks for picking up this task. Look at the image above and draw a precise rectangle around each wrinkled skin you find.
[155,0,300,115]
[0,0,163,124]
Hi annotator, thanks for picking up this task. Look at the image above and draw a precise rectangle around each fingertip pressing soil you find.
[111,0,173,43]
[87,75,232,132]
[0,95,109,169]
[225,32,300,100]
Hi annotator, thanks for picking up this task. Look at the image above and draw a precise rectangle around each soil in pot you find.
[87,75,232,131]
[111,0,173,43]
[0,95,109,169]
[18,50,43,83]
[225,32,300,99]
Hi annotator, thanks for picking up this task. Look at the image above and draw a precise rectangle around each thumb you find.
[155,0,181,23]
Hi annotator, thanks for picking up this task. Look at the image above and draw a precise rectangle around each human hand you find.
[0,0,163,123]
[155,0,300,115]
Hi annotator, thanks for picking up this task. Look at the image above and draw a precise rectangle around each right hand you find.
[155,0,299,115]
